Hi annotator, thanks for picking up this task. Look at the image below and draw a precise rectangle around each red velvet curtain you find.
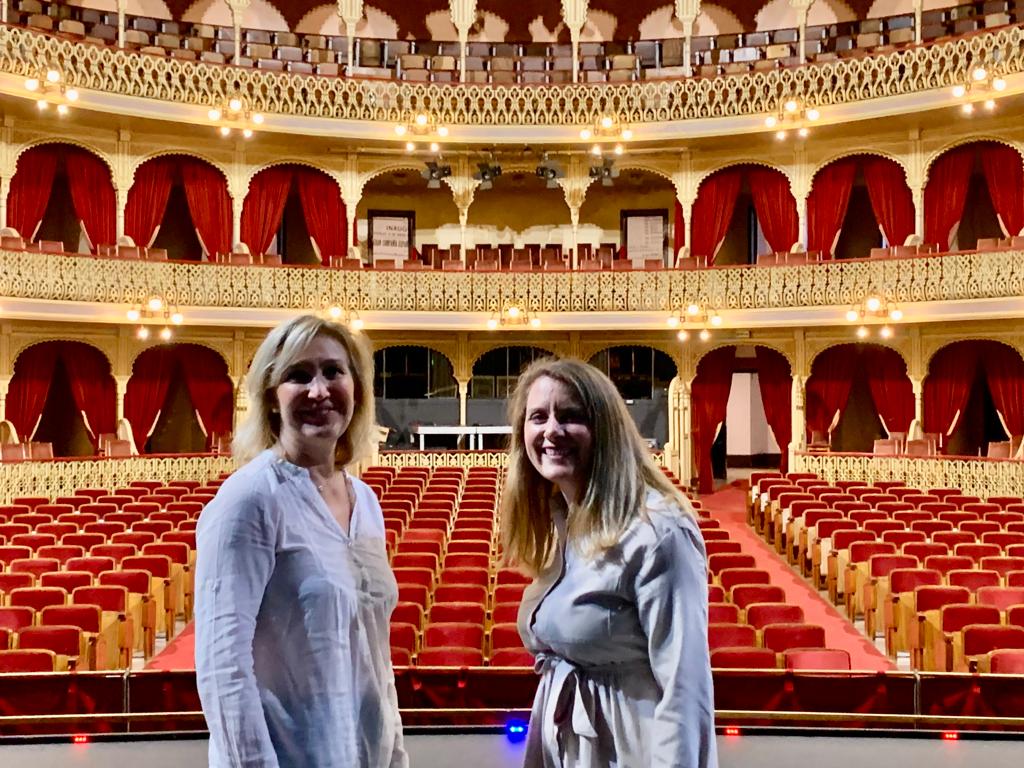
[923,343,980,449]
[861,345,915,435]
[749,167,799,254]
[125,157,175,247]
[7,343,60,441]
[241,166,294,256]
[182,160,232,260]
[805,346,859,439]
[807,158,856,258]
[177,345,234,448]
[60,341,116,446]
[7,146,59,241]
[124,347,178,453]
[924,146,975,249]
[692,347,736,493]
[673,198,685,256]
[65,148,116,251]
[691,168,742,263]
[297,168,347,265]
[754,347,792,473]
[863,156,915,248]
[982,343,1024,437]
[979,143,1024,238]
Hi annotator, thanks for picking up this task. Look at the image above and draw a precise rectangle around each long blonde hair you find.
[500,357,690,575]
[233,314,375,469]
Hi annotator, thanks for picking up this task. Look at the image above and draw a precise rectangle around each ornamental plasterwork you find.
[1,25,1023,131]
[918,330,1024,370]
[803,334,912,370]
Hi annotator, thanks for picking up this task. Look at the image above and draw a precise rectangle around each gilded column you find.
[560,0,589,84]
[457,379,469,428]
[233,375,249,429]
[913,0,923,43]
[337,0,365,74]
[116,0,126,48]
[674,0,700,76]
[443,158,481,262]
[226,0,250,62]
[114,375,130,424]
[338,155,365,259]
[790,374,806,468]
[449,0,477,84]
[680,379,693,488]
[0,375,10,424]
[0,177,9,231]
[557,157,594,268]
[789,0,812,62]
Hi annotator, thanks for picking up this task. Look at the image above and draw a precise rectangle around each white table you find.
[412,425,513,450]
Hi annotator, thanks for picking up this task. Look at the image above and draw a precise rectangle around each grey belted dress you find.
[518,489,717,768]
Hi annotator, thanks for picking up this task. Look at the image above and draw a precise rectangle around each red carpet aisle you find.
[701,483,895,671]
[145,622,196,670]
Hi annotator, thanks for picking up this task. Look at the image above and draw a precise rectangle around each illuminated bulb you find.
[993,77,1006,91]
[37,99,48,110]
[219,125,231,136]
[529,317,541,328]
[46,69,60,83]
[621,128,633,140]
[784,99,798,113]
[328,306,342,319]
[806,107,820,121]
[846,309,859,322]
[866,296,881,312]
[699,329,711,342]
[775,130,786,141]
[65,88,78,101]
[438,126,449,137]
[591,144,602,156]
[170,312,183,325]
[486,317,498,330]
[507,306,520,318]
[405,141,415,152]
[580,128,592,140]
[880,325,893,339]
[667,316,679,328]
[394,124,406,136]
[601,116,613,129]
[984,99,996,111]
[710,314,722,327]
[56,104,68,116]
[972,66,987,81]
[228,97,243,112]
[889,308,903,321]
[24,77,39,91]
[148,297,164,311]
[856,326,869,339]
[159,327,172,341]
[208,107,222,121]
[962,102,974,115]
[429,142,439,153]
[136,326,150,340]
[614,144,624,156]
[952,84,966,98]
[687,303,700,316]
[350,317,365,331]
[798,127,809,138]
[676,329,689,342]
[415,113,428,126]
[251,113,264,125]
[765,115,777,128]
[242,128,253,139]
[126,309,140,322]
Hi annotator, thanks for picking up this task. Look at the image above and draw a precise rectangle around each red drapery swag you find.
[65,148,116,251]
[176,345,234,448]
[863,156,915,247]
[58,341,116,446]
[861,346,915,435]
[124,347,178,452]
[807,159,856,258]
[754,348,792,473]
[241,166,294,256]
[181,160,232,259]
[6,343,59,441]
[297,168,347,265]
[692,347,736,494]
[979,143,1024,238]
[924,146,974,249]
[673,198,685,257]
[124,157,175,247]
[748,167,799,254]
[805,346,860,439]
[7,146,59,241]
[691,168,741,264]
[923,343,980,449]
[980,342,1024,438]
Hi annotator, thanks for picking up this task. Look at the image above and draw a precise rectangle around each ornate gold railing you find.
[0,23,1020,126]
[0,454,233,503]
[2,248,1022,313]
[791,452,1024,499]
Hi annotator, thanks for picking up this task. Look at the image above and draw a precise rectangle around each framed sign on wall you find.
[620,208,668,265]
[368,210,415,262]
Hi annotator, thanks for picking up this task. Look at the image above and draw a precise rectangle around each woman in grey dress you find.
[195,314,407,768]
[501,358,717,768]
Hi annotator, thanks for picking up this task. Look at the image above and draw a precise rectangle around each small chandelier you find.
[580,114,632,157]
[126,295,183,340]
[326,305,364,331]
[765,98,820,140]
[208,95,264,139]
[395,112,448,153]
[845,294,902,339]
[952,65,1007,114]
[24,66,79,115]
[667,302,721,342]
[486,302,540,330]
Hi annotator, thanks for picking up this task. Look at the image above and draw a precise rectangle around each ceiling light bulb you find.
[798,127,809,138]
[621,128,633,140]
[64,88,78,101]
[243,128,253,138]
[37,99,48,110]
[148,297,164,311]
[710,314,722,327]
[856,326,869,339]
[784,99,798,113]
[676,329,689,342]
[601,116,613,129]
[591,144,602,156]
[405,141,415,152]
[46,69,60,83]
[699,329,711,342]
[159,327,172,341]
[972,66,987,81]
[687,303,700,316]
[846,309,859,322]
[438,126,449,137]
[880,325,893,339]
[529,317,541,328]
[136,326,150,340]
[328,306,342,319]
[984,99,996,110]
[429,142,439,153]
[889,308,903,321]
[228,97,243,112]
[614,144,624,156]
[170,312,183,324]
[806,107,820,121]
[24,77,39,91]
[350,317,365,331]
[962,102,974,114]
[126,309,140,321]
[251,113,264,124]
[866,296,881,312]
[219,125,231,136]
[208,107,222,121]
[765,115,777,128]
[993,77,1006,91]
[56,104,68,116]
[775,130,786,141]
[394,124,406,136]
[667,316,679,328]
[952,84,966,98]
[415,113,428,126]
[580,128,592,140]
[506,305,520,318]
[486,317,498,330]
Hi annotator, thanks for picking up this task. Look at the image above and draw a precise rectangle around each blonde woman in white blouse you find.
[195,314,407,768]
[501,358,717,768]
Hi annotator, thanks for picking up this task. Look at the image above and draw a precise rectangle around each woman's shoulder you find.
[627,488,703,551]
[200,451,280,524]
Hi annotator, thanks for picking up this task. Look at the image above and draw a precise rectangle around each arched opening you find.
[126,155,231,261]
[7,144,115,251]
[809,155,913,258]
[692,345,792,493]
[241,164,348,264]
[806,344,913,452]
[587,345,674,447]
[924,142,1023,251]
[579,168,676,266]
[925,340,1024,457]
[125,344,234,453]
[691,165,797,266]
[374,346,457,449]
[7,341,116,456]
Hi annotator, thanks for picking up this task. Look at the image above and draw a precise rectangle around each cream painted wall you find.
[639,7,686,39]
[424,10,511,42]
[726,372,780,457]
[295,5,341,36]
[696,4,744,36]
[356,7,400,39]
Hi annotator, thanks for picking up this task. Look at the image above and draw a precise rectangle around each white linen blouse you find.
[518,489,717,768]
[195,449,407,768]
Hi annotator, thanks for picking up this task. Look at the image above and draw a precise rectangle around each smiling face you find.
[272,333,355,453]
[523,375,594,505]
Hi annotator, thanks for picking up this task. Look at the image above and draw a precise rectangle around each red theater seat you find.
[416,648,485,666]
[708,623,757,650]
[0,649,57,672]
[422,622,485,651]
[489,648,535,667]
[710,647,778,669]
[783,648,852,670]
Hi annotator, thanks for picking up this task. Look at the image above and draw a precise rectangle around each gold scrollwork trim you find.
[2,249,1023,313]
[791,452,1024,499]
[0,25,1020,125]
